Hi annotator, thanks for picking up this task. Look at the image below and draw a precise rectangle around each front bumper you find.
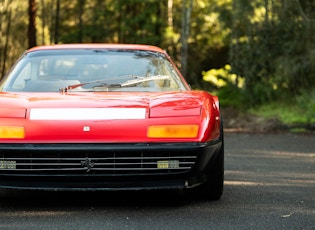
[0,140,222,191]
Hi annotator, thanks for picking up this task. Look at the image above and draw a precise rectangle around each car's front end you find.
[0,44,223,200]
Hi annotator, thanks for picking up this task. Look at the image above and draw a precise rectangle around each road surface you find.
[0,132,314,230]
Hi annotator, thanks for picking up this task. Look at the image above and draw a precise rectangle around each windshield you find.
[0,49,188,92]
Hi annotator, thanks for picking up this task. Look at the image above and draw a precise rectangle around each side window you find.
[11,63,32,90]
[39,59,49,76]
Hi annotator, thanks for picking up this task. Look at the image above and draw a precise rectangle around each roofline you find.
[27,43,166,53]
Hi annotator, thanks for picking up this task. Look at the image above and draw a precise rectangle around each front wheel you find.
[193,145,224,200]
[189,125,224,200]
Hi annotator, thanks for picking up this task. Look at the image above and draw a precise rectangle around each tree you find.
[179,0,192,79]
[78,0,85,42]
[28,0,37,48]
[54,0,60,44]
[0,1,13,79]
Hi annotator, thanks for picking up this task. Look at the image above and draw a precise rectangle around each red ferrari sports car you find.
[0,44,223,199]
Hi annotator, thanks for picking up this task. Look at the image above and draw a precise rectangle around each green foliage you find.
[248,87,315,127]
[215,83,247,109]
[202,65,247,108]
[203,64,244,88]
[228,0,315,106]
[295,89,315,124]
[250,96,315,126]
[250,103,305,125]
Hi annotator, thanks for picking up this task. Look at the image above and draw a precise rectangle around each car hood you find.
[0,91,207,117]
[0,91,218,143]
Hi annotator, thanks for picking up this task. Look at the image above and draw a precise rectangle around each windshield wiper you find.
[92,75,170,90]
[118,75,170,87]
[59,75,142,92]
[59,80,120,92]
[59,75,170,92]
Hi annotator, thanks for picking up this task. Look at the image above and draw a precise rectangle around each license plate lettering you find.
[0,160,16,169]
[157,160,179,169]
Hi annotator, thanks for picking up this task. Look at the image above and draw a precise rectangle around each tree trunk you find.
[180,0,192,79]
[167,0,173,28]
[78,0,85,43]
[28,0,37,48]
[40,0,45,44]
[54,0,60,44]
[1,7,11,79]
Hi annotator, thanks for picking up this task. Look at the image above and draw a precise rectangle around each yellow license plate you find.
[157,160,179,169]
[0,160,16,169]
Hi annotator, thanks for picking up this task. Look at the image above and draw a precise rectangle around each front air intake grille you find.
[0,144,197,176]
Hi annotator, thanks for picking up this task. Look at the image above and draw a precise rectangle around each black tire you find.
[189,123,224,200]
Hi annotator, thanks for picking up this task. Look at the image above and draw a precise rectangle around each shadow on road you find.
[0,189,201,209]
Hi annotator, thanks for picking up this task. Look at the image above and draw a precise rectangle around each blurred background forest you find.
[0,0,315,127]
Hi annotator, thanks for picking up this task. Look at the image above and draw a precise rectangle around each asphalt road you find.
[0,133,314,230]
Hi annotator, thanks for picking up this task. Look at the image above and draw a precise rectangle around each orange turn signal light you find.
[0,126,25,139]
[147,125,199,138]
